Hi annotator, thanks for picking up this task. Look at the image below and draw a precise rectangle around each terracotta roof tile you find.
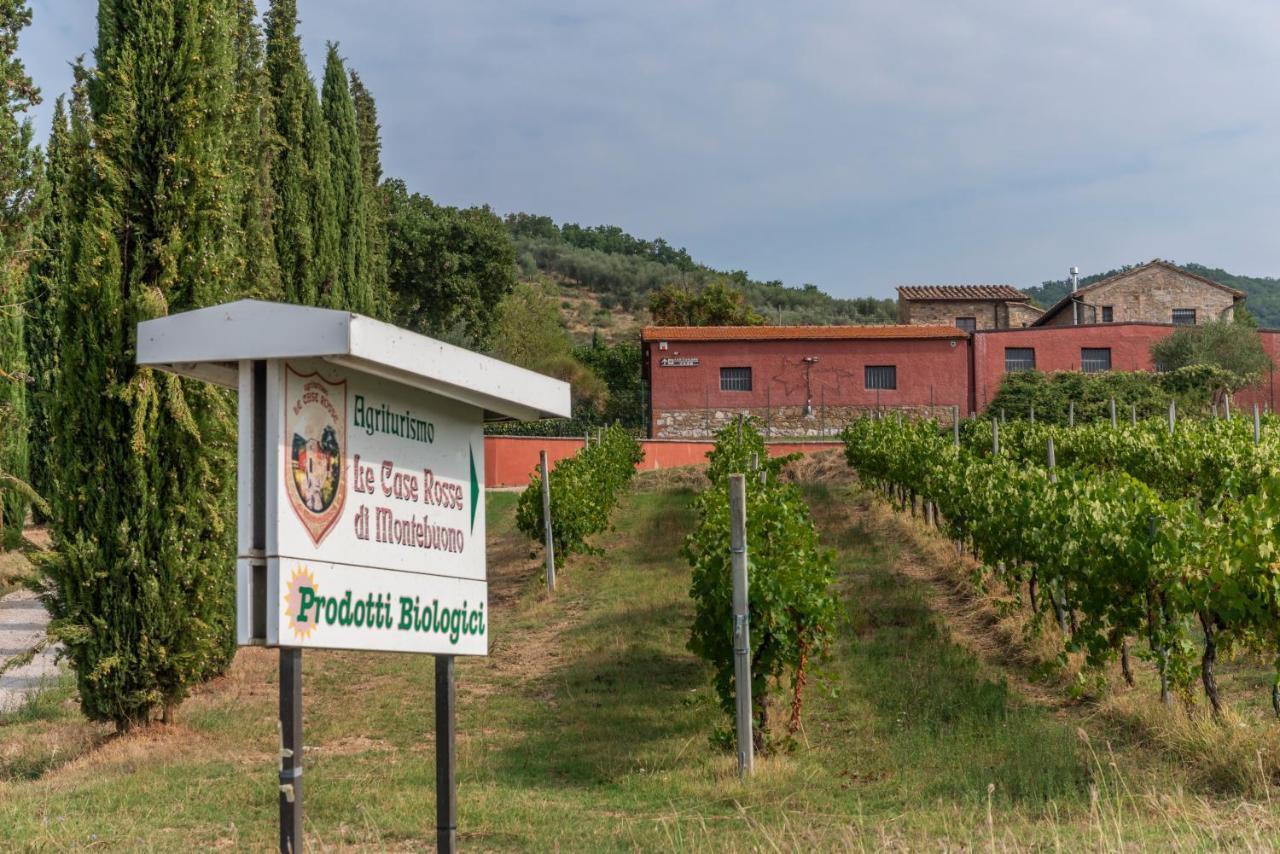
[641,324,967,342]
[897,285,1029,302]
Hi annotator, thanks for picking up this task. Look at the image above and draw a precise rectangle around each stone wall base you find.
[653,404,961,439]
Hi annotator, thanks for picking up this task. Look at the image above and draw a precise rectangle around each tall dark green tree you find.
[46,0,251,729]
[321,44,371,314]
[230,0,280,300]
[0,0,41,547]
[350,69,388,317]
[265,0,316,305]
[22,96,67,511]
[306,73,340,307]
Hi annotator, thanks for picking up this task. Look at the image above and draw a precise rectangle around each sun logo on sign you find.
[284,566,318,641]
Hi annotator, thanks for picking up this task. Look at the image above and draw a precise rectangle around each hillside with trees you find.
[1025,262,1280,325]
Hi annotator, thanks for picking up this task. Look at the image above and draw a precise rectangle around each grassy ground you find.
[5,473,1280,849]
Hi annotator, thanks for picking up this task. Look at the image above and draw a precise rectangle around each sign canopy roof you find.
[136,300,571,422]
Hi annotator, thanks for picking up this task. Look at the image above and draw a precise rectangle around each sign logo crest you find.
[285,365,347,545]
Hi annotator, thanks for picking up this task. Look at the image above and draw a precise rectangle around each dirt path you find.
[0,589,61,713]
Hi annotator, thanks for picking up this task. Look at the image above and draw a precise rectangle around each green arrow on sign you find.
[469,444,480,533]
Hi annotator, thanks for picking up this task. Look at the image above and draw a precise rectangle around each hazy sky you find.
[21,1,1280,298]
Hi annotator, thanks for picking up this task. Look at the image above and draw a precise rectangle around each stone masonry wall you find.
[903,299,1010,330]
[653,403,963,439]
[1040,266,1237,327]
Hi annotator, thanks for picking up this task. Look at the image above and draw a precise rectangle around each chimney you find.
[1070,266,1079,326]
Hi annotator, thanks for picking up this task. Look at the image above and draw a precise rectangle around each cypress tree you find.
[306,73,340,307]
[321,44,371,314]
[47,0,247,729]
[0,0,41,547]
[264,0,316,305]
[23,97,67,511]
[350,69,389,318]
[231,0,281,300]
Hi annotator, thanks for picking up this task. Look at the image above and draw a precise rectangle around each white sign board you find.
[241,358,487,655]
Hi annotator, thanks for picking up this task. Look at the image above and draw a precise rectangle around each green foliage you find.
[572,334,644,428]
[490,281,607,417]
[506,214,897,324]
[845,412,1280,715]
[349,70,389,318]
[321,43,372,314]
[1150,319,1270,393]
[648,278,764,327]
[44,0,259,729]
[987,368,1229,424]
[515,425,643,560]
[0,0,40,545]
[684,421,837,741]
[386,179,517,345]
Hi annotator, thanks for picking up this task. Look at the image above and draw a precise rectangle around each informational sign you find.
[257,358,487,655]
[659,357,699,367]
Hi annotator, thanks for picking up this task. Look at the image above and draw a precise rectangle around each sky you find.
[20,1,1280,299]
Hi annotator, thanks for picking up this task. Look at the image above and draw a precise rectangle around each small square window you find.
[1081,348,1111,373]
[1005,348,1036,372]
[719,367,752,392]
[1172,308,1196,326]
[955,317,976,333]
[1101,306,1113,323]
[865,365,897,390]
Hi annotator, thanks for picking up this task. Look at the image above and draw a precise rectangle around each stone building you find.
[1033,259,1243,327]
[897,285,1043,331]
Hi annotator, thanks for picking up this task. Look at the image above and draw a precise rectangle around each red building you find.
[641,325,970,438]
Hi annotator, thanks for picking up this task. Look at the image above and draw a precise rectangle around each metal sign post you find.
[136,301,571,852]
[728,474,753,777]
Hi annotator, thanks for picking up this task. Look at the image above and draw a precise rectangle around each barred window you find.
[1101,306,1113,323]
[955,317,977,333]
[1172,308,1196,326]
[1005,347,1036,372]
[865,365,897,390]
[1081,348,1112,373]
[719,367,752,392]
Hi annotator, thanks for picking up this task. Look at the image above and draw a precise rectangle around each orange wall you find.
[484,436,843,488]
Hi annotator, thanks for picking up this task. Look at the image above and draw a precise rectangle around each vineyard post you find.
[929,385,934,419]
[737,413,743,441]
[1168,400,1176,434]
[1109,397,1116,428]
[1225,394,1232,420]
[1001,408,1006,425]
[540,451,556,594]
[1131,403,1137,425]
[1255,403,1261,445]
[952,407,959,446]
[1047,436,1056,483]
[584,431,590,448]
[728,474,754,778]
[1068,401,1074,427]
[991,418,999,456]
[1030,405,1035,424]
[750,452,758,472]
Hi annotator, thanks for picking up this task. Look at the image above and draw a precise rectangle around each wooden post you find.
[436,655,457,853]
[539,451,555,593]
[1255,403,1262,445]
[1047,436,1056,484]
[1109,397,1116,428]
[991,418,999,456]
[279,649,303,854]
[728,474,754,778]
[1168,400,1176,435]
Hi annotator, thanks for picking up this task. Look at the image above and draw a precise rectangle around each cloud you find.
[20,1,1280,297]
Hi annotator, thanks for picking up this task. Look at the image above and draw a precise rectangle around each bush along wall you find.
[683,420,838,749]
[515,424,643,561]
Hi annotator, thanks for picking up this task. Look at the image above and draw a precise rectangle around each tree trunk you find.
[789,640,809,735]
[1199,612,1223,718]
[1028,571,1039,613]
[1121,637,1135,687]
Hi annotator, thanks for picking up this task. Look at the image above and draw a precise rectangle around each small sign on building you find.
[659,356,700,367]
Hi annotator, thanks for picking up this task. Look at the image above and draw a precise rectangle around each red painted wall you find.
[645,337,970,434]
[972,323,1176,411]
[1234,330,1280,413]
[483,436,843,488]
